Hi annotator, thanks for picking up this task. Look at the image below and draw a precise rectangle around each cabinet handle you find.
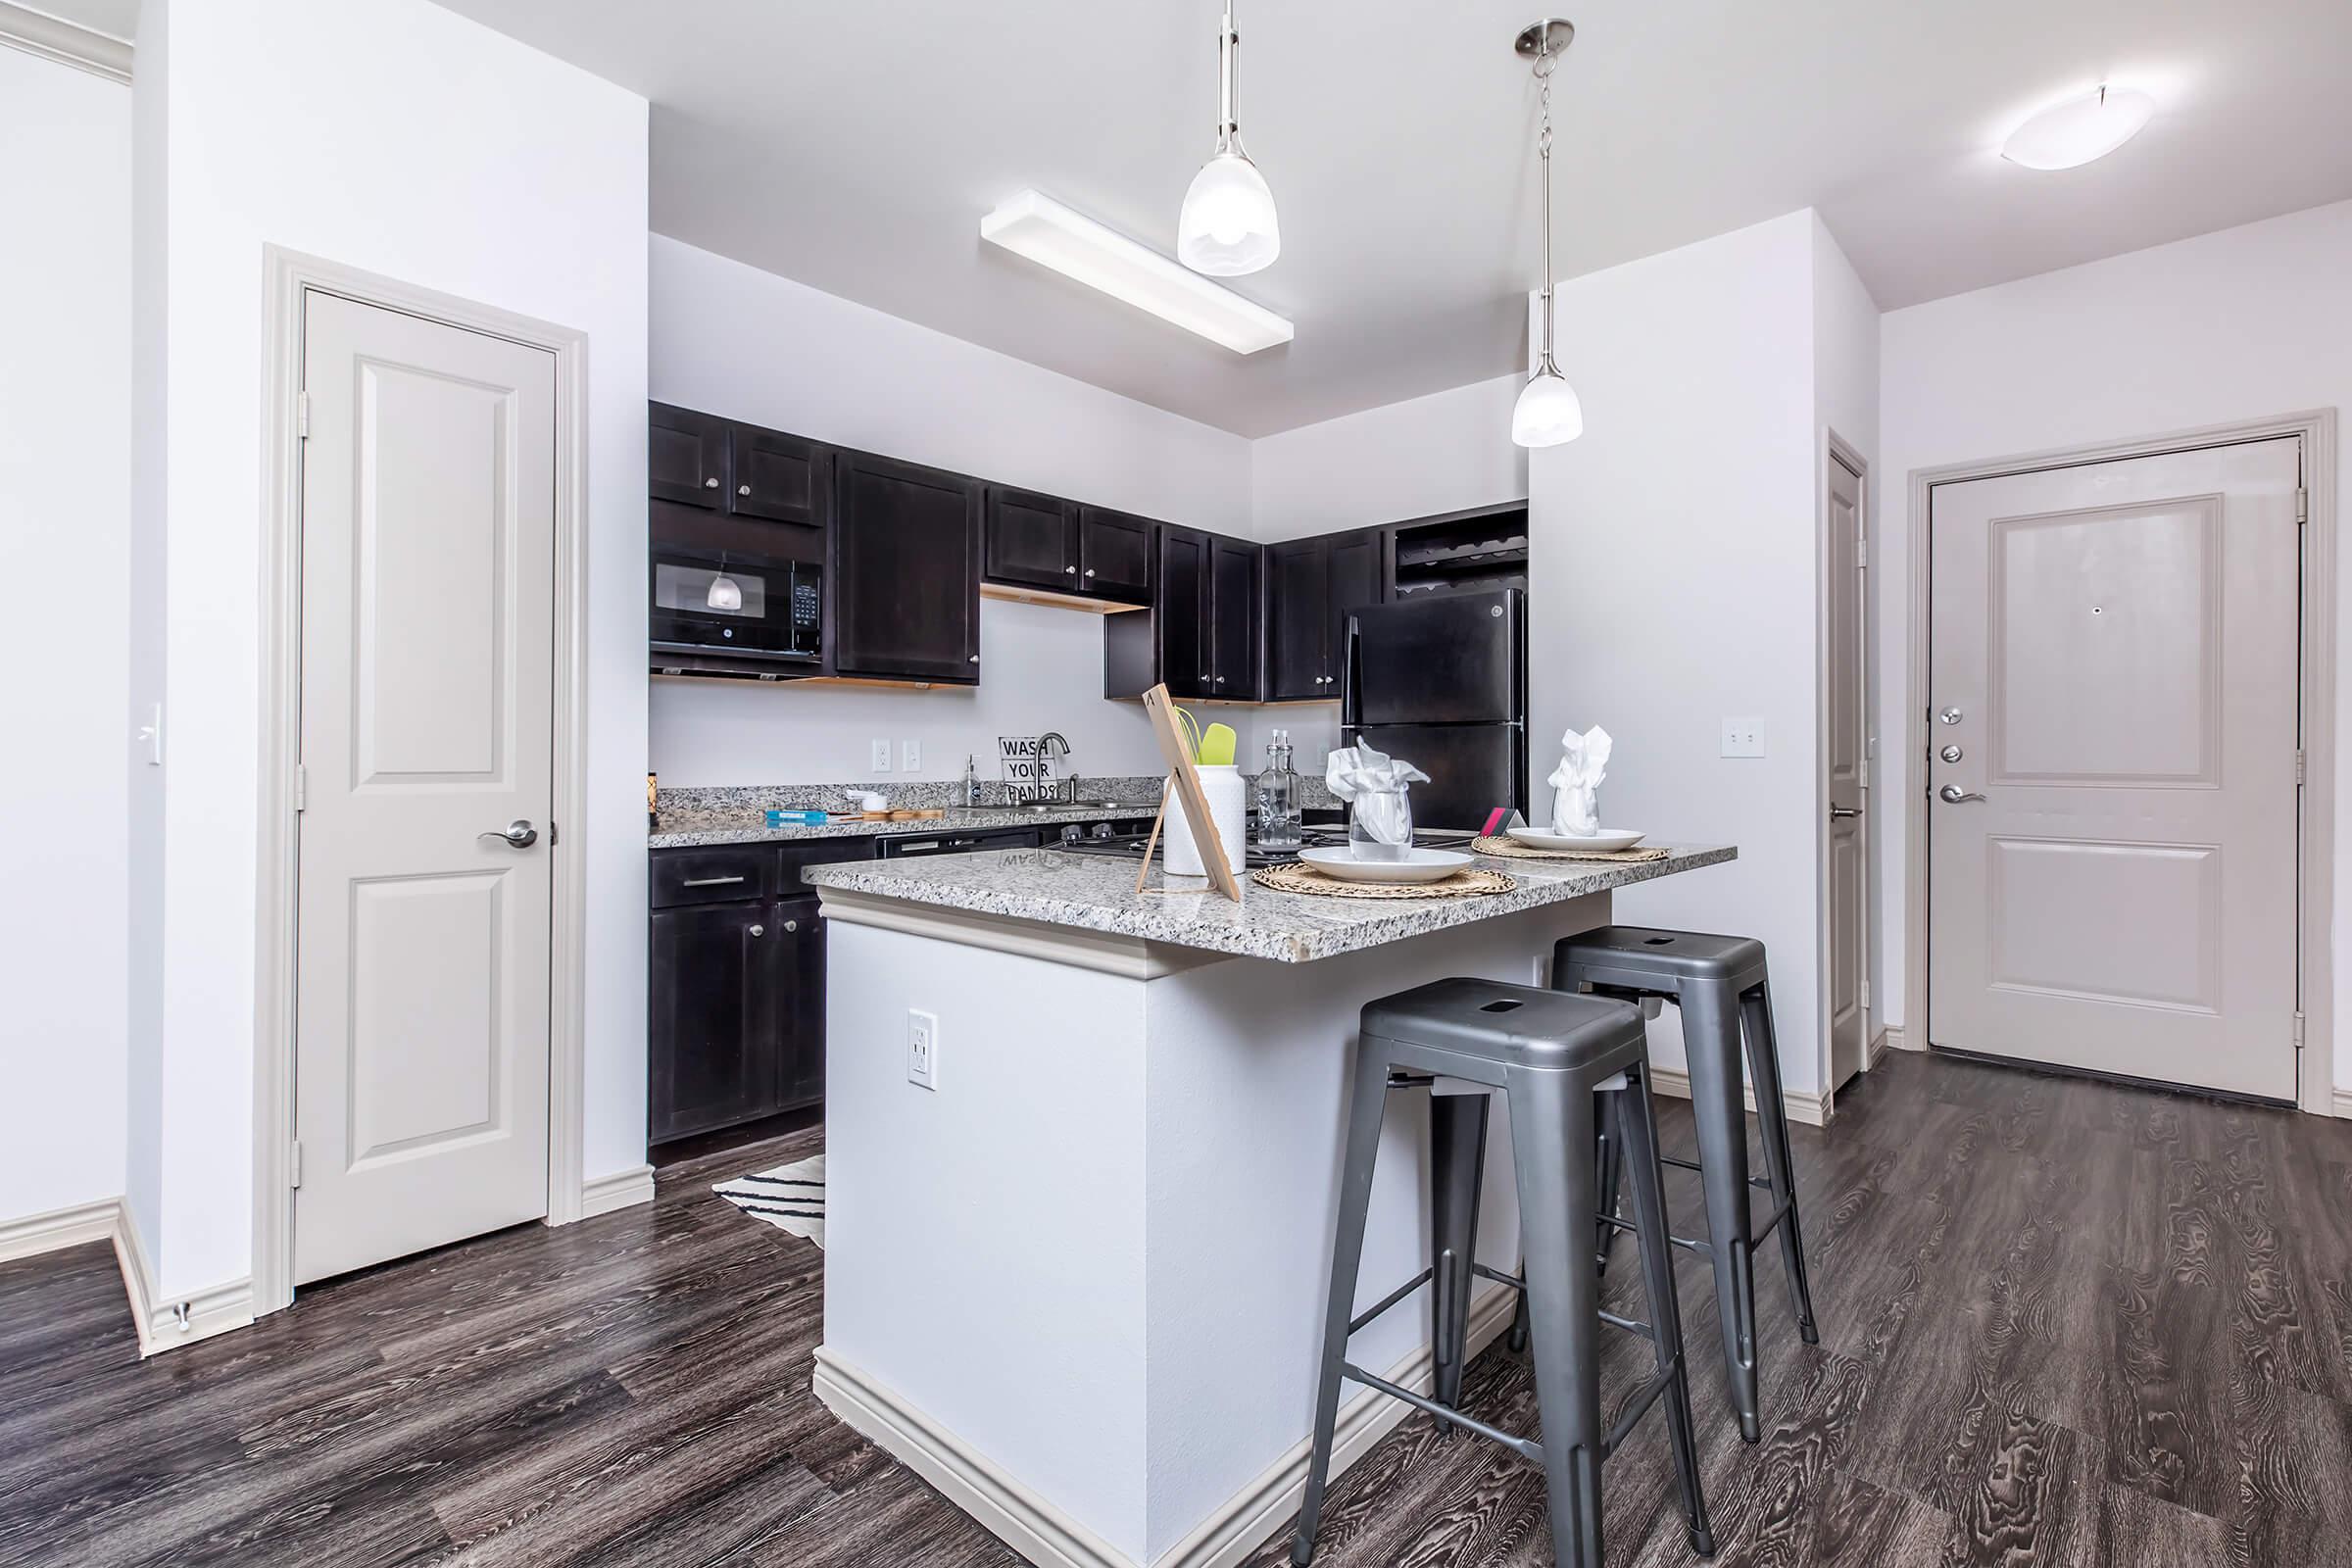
[749,923,765,937]
[1084,568,1096,577]
[681,874,747,888]
[1065,565,1077,574]
[969,654,980,663]
[738,484,752,496]
[783,919,799,933]
[703,476,719,489]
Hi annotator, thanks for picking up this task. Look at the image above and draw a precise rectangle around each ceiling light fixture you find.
[980,188,1294,354]
[1511,19,1582,449]
[1177,1,1280,276]
[2000,84,2155,171]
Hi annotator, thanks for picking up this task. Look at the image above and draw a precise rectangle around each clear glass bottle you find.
[1254,729,1303,851]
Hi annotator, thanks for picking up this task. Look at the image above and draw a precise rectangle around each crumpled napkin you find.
[1326,744,1431,847]
[1547,725,1613,836]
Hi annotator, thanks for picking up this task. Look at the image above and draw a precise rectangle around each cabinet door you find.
[1157,527,1210,699]
[1209,535,1262,701]
[772,898,826,1112]
[1326,528,1388,685]
[650,404,727,510]
[1078,508,1153,603]
[1264,537,1330,700]
[834,452,983,682]
[730,427,828,527]
[984,486,1080,590]
[649,902,780,1143]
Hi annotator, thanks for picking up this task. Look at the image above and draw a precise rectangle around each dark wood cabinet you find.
[1267,527,1389,698]
[1156,525,1211,698]
[771,898,826,1109]
[1208,535,1262,701]
[833,452,983,682]
[984,486,1081,590]
[1078,507,1153,603]
[730,428,827,527]
[1104,524,1271,701]
[649,901,780,1144]
[650,404,728,510]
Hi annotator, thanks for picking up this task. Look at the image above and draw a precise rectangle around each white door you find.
[294,291,559,1284]
[1927,438,2301,1099]
[1824,451,1868,1090]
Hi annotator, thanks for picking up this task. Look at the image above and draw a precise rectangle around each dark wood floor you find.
[4,1051,2350,1567]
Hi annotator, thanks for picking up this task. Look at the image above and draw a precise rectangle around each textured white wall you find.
[0,48,131,1228]
[139,0,649,1298]
[1878,199,2352,1094]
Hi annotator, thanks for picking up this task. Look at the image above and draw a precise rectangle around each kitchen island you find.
[802,841,1735,1568]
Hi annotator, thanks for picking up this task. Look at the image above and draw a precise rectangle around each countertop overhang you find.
[803,842,1736,964]
[649,801,1164,849]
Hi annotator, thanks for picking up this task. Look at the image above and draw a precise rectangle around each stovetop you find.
[1050,822,1475,868]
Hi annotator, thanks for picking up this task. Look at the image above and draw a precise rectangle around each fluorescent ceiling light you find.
[2001,85,2155,170]
[980,189,1293,355]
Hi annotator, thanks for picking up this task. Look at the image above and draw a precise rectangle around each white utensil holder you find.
[1164,765,1247,878]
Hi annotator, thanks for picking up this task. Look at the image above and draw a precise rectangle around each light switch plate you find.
[1721,718,1766,759]
[871,739,894,773]
[902,739,921,773]
[907,1009,938,1090]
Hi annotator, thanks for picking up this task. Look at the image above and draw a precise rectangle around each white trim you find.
[252,249,596,1320]
[0,1,131,83]
[1818,431,1872,1102]
[580,1164,657,1219]
[0,1197,119,1264]
[811,1284,1517,1568]
[1902,411,2336,1112]
[814,888,1230,980]
[2331,1088,2352,1120]
[1875,1024,1913,1057]
[1645,1063,1833,1129]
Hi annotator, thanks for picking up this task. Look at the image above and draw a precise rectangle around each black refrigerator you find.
[1340,588,1528,834]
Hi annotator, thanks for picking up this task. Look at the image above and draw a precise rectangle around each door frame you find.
[251,248,594,1316]
[1902,409,2338,1114]
[1818,431,1872,1105]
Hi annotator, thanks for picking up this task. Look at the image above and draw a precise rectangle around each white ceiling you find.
[71,0,2352,436]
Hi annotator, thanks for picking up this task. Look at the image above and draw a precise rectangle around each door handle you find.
[1938,786,1985,805]
[478,819,539,848]
[1829,805,1862,819]
[749,923,764,938]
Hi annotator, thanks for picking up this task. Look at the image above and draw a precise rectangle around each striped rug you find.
[712,1152,825,1248]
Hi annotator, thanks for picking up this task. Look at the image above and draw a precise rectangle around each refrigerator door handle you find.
[1339,613,1360,733]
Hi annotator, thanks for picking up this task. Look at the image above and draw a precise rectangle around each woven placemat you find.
[1250,862,1518,901]
[1471,835,1671,863]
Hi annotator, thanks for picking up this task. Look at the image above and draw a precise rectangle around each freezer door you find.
[1347,591,1520,725]
[1349,723,1525,834]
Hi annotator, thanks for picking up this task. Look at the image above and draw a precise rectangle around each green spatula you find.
[1198,721,1238,767]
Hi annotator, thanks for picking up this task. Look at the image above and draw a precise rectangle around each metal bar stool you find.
[1293,979,1714,1568]
[1554,927,1820,1444]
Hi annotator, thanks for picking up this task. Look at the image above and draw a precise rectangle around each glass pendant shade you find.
[706,572,744,612]
[1512,365,1583,448]
[1178,151,1280,275]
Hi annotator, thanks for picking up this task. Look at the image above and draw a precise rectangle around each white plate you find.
[1299,847,1474,885]
[1506,826,1646,853]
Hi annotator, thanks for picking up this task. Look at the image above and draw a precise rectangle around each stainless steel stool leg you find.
[1509,1064,1606,1568]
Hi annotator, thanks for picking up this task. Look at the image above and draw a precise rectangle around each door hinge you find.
[2297,749,2307,787]
[548,820,559,846]
[296,390,311,439]
[1860,980,1872,1010]
[2295,487,2309,524]
[1858,760,1870,790]
[294,764,307,812]
[1856,538,1869,569]
[290,1140,303,1189]
[2293,1011,2307,1050]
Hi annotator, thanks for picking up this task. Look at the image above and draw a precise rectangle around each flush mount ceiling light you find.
[2001,85,2155,170]
[1511,18,1583,449]
[980,188,1294,354]
[1177,1,1280,275]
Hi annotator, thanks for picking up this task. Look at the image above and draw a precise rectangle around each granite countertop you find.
[802,842,1737,963]
[648,800,1165,849]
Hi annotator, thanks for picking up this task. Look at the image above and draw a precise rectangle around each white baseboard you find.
[2332,1088,2352,1120]
[813,1283,1519,1568]
[1880,1024,1917,1054]
[1644,1064,1832,1128]
[113,1207,252,1357]
[0,1197,120,1264]
[580,1163,657,1219]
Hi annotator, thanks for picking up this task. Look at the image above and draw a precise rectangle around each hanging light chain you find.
[1533,35,1558,375]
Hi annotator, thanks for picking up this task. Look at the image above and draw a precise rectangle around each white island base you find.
[802,844,1734,1568]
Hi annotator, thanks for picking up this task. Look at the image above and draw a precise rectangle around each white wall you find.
[139,0,649,1298]
[1528,212,1830,1092]
[649,236,1252,788]
[1878,199,2352,1090]
[0,48,131,1227]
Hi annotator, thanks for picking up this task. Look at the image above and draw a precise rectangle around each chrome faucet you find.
[1037,732,1076,805]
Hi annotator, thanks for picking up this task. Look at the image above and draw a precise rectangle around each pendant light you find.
[1177,1,1280,276]
[706,554,744,612]
[1511,19,1583,448]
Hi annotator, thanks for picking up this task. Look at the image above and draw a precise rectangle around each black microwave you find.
[650,547,822,662]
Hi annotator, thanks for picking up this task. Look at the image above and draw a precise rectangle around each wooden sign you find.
[996,735,1058,803]
[1139,685,1242,902]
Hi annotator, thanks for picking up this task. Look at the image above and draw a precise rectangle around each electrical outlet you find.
[1720,717,1766,759]
[902,739,921,773]
[906,1009,939,1090]
[871,739,894,774]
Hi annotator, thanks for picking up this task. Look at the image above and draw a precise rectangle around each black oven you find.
[650,546,822,662]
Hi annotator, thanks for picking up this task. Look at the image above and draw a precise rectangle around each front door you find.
[1825,450,1868,1090]
[1927,438,2301,1099]
[294,291,559,1284]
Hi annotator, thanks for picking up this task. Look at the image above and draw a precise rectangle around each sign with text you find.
[997,736,1060,802]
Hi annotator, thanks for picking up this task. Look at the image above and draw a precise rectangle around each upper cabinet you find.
[1104,524,1261,702]
[1078,508,1153,603]
[1267,527,1390,698]
[833,452,983,684]
[1207,535,1262,702]
[731,427,828,527]
[650,404,729,509]
[983,486,1081,591]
